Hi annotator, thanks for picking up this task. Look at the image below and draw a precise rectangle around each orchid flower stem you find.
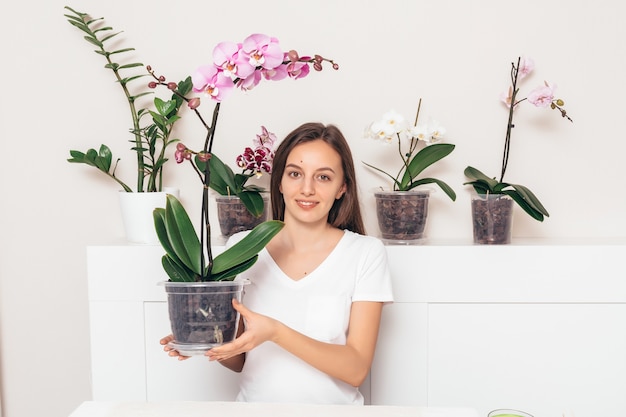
[199,102,221,280]
[500,57,521,183]
[413,98,422,127]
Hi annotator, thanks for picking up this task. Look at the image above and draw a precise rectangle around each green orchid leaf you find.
[400,144,455,190]
[154,207,198,275]
[463,166,500,189]
[153,208,180,264]
[362,161,402,190]
[210,256,259,282]
[161,255,196,282]
[238,191,265,217]
[212,220,284,275]
[163,195,202,274]
[207,153,238,195]
[406,178,457,201]
[506,183,549,217]
[503,190,545,221]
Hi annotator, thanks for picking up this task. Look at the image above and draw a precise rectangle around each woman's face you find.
[279,139,346,227]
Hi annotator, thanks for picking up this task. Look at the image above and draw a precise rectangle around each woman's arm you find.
[206,299,384,387]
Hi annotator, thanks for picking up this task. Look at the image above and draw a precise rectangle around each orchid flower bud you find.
[188,97,201,110]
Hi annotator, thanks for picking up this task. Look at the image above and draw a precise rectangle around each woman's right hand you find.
[160,334,190,361]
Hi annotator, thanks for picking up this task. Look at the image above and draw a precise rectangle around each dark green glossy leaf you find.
[406,178,456,201]
[400,144,455,190]
[210,256,258,282]
[163,195,202,274]
[362,161,402,189]
[212,220,284,275]
[506,183,549,217]
[238,191,265,217]
[504,190,545,221]
[98,144,112,172]
[207,154,237,195]
[161,255,195,282]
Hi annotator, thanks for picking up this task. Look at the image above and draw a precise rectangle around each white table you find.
[69,401,479,417]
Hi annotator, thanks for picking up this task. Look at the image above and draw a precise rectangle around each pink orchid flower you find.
[527,82,556,108]
[286,61,310,79]
[191,64,235,102]
[518,56,535,80]
[241,34,284,70]
[212,41,255,79]
[254,126,278,148]
[237,71,262,91]
[261,64,288,81]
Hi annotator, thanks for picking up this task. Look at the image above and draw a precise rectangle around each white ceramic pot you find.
[118,187,179,244]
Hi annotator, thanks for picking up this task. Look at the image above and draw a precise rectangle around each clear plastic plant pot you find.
[215,195,269,238]
[160,280,249,356]
[470,193,514,244]
[373,189,431,245]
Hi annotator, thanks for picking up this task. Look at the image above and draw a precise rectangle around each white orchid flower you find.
[380,109,408,134]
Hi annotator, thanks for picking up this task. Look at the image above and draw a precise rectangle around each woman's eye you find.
[288,171,301,178]
[318,174,331,181]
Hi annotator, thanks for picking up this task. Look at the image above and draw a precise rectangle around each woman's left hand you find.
[205,299,278,361]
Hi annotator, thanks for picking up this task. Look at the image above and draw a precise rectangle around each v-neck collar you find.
[264,230,348,284]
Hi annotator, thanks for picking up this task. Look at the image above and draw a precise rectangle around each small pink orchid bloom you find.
[191,65,235,102]
[174,143,191,163]
[241,34,284,70]
[527,82,556,108]
[212,41,255,79]
[286,61,310,79]
[500,86,514,107]
[261,65,288,81]
[237,71,262,91]
[518,56,535,79]
[254,126,278,148]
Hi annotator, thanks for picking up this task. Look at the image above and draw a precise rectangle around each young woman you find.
[161,122,393,404]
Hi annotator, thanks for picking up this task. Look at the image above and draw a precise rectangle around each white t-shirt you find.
[229,229,394,405]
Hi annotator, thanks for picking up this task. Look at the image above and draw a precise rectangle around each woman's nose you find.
[300,176,315,195]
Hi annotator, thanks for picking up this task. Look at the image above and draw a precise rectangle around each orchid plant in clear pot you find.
[464,56,573,222]
[363,100,457,200]
[363,101,456,243]
[150,34,339,283]
[176,126,277,237]
[149,34,338,353]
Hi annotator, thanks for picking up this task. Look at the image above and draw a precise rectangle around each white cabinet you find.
[88,241,626,417]
[370,243,626,417]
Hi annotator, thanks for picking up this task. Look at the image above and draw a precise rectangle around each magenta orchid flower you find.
[236,126,277,176]
[191,64,235,102]
[241,34,284,70]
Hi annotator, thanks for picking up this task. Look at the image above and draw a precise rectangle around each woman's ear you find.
[336,183,347,199]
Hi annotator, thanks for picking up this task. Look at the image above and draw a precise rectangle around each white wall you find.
[0,1,624,416]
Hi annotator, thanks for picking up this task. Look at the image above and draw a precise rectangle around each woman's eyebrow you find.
[285,163,336,174]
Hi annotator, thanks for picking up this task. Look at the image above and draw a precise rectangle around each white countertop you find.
[69,401,479,417]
